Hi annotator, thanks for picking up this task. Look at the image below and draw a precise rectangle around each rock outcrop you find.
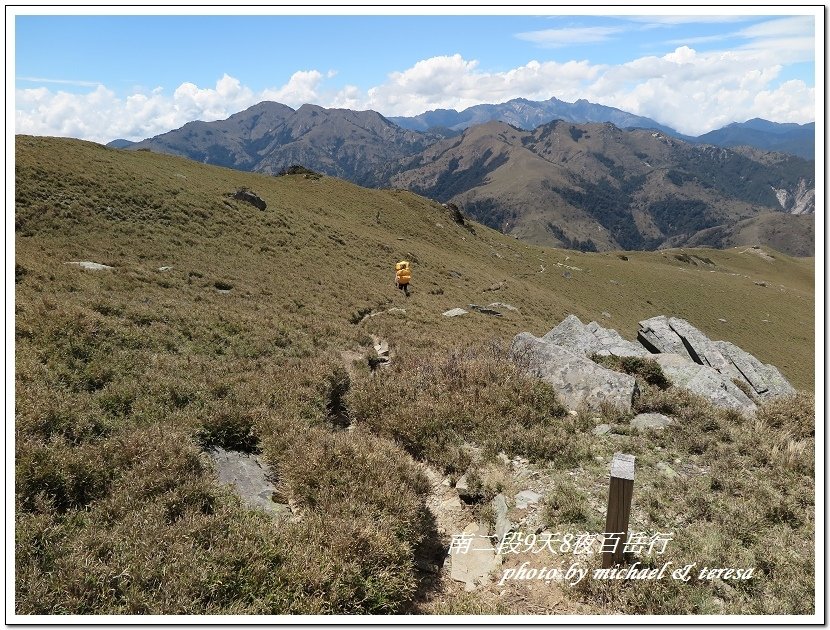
[713,340,796,399]
[229,188,267,210]
[542,315,648,358]
[637,316,795,403]
[511,332,638,413]
[586,321,650,358]
[513,314,794,417]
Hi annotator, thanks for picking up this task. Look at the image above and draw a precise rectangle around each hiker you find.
[395,260,411,297]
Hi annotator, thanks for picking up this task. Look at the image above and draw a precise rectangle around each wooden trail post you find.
[602,452,635,569]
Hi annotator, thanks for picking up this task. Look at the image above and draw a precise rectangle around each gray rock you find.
[586,321,650,358]
[64,261,114,271]
[492,494,514,544]
[374,340,389,356]
[209,447,290,519]
[645,317,793,400]
[656,462,679,479]
[512,333,638,413]
[653,354,757,414]
[469,304,503,317]
[666,318,740,379]
[488,302,519,312]
[515,489,544,509]
[637,315,695,361]
[450,522,500,591]
[542,314,604,356]
[441,496,463,512]
[593,424,612,436]
[157,266,173,272]
[714,340,796,399]
[230,188,267,210]
[630,413,673,430]
[443,308,468,317]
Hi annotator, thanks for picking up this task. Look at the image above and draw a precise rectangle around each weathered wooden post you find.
[602,452,635,569]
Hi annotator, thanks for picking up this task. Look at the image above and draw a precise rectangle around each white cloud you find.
[365,55,600,115]
[261,70,325,107]
[515,26,623,48]
[15,44,816,143]
[15,72,321,143]
[17,77,102,87]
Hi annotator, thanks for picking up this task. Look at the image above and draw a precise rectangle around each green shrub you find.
[196,408,261,453]
[592,354,670,389]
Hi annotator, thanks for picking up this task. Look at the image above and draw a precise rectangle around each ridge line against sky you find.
[10,7,821,144]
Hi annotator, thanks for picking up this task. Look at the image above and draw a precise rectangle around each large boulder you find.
[638,316,795,400]
[542,315,648,358]
[652,354,757,414]
[542,314,603,355]
[511,332,637,413]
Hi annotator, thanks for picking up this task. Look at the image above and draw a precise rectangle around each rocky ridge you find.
[512,314,794,415]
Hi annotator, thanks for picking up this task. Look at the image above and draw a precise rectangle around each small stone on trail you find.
[630,413,673,430]
[450,522,500,591]
[65,261,113,271]
[515,490,543,509]
[657,462,679,479]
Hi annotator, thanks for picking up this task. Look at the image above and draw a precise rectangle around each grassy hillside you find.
[14,136,815,616]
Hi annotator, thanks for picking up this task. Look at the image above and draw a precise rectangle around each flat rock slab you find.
[638,315,694,361]
[714,340,795,399]
[666,318,738,378]
[630,413,673,430]
[488,302,519,312]
[586,321,650,358]
[653,354,757,414]
[450,522,500,591]
[492,494,514,544]
[512,333,637,413]
[515,489,544,509]
[443,308,468,317]
[638,317,794,399]
[65,261,114,271]
[593,423,612,436]
[209,447,290,520]
[468,304,502,316]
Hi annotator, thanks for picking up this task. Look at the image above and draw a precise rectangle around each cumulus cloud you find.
[365,54,600,115]
[15,72,325,143]
[261,70,325,107]
[15,44,816,143]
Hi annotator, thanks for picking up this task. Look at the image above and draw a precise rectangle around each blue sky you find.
[12,9,819,142]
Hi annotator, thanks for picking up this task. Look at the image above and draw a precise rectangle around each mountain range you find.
[108,98,815,255]
[389,96,684,138]
[388,97,815,161]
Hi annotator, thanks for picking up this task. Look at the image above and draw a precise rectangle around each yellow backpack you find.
[396,261,411,283]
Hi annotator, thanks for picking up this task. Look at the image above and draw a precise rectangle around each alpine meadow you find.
[14,132,815,617]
